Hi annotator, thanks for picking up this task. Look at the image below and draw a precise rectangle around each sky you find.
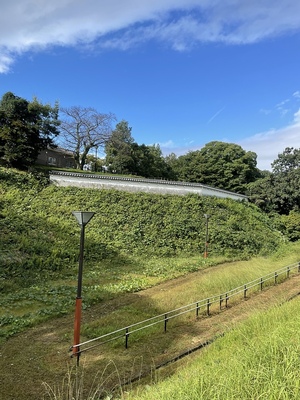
[1,1,300,171]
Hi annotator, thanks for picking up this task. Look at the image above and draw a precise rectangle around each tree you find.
[247,171,275,213]
[105,120,135,174]
[174,141,260,193]
[0,92,60,169]
[269,147,300,214]
[127,143,174,179]
[145,144,175,179]
[60,106,116,170]
[271,147,300,173]
[271,169,300,214]
[105,122,174,179]
[164,152,180,180]
[248,148,300,215]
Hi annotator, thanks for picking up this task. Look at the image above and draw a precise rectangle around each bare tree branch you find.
[60,106,116,169]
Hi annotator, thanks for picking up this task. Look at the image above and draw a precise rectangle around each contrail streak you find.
[207,106,225,125]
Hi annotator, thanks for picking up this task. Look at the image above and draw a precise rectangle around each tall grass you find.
[42,361,124,400]
[128,296,300,400]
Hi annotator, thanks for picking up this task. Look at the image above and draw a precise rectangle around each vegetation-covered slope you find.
[0,166,283,340]
[1,167,282,275]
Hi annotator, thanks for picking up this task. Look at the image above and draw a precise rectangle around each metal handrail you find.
[70,261,300,355]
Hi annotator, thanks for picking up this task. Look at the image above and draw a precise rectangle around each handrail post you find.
[260,277,263,291]
[225,293,229,308]
[125,328,129,349]
[196,302,200,318]
[274,272,278,285]
[244,284,247,299]
[219,295,223,310]
[207,299,210,316]
[287,266,290,278]
[164,314,168,332]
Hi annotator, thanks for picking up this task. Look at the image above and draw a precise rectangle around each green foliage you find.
[173,141,261,193]
[0,167,283,275]
[248,147,300,215]
[277,211,300,242]
[0,92,60,169]
[105,121,174,179]
[0,284,75,338]
[132,143,174,179]
[271,146,300,173]
[105,119,135,174]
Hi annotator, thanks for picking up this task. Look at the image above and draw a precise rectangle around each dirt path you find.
[1,268,300,400]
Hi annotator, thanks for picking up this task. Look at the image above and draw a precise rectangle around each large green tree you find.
[174,141,260,193]
[247,171,275,213]
[248,147,300,215]
[270,148,300,214]
[105,120,135,174]
[105,121,174,179]
[271,147,300,173]
[133,144,174,179]
[0,92,60,169]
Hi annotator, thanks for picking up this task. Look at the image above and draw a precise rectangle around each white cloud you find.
[275,99,290,117]
[293,91,300,99]
[260,92,300,119]
[159,139,199,156]
[0,51,14,73]
[240,108,300,170]
[158,139,177,149]
[260,108,272,115]
[1,0,300,72]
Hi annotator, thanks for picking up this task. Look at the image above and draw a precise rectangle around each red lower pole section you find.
[204,242,208,258]
[73,297,82,361]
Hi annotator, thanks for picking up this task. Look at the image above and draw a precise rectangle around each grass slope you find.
[1,167,298,399]
[128,295,300,400]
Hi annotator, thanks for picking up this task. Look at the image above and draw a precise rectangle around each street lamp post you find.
[204,214,210,258]
[72,211,95,365]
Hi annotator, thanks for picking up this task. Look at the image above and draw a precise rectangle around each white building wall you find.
[50,172,248,201]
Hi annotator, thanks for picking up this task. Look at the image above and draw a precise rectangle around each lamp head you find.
[72,211,95,226]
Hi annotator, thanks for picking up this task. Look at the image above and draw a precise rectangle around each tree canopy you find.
[249,147,300,215]
[271,147,300,173]
[105,120,135,174]
[0,92,60,169]
[130,143,173,179]
[105,120,174,179]
[173,141,260,193]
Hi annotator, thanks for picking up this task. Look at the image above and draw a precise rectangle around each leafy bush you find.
[278,211,300,242]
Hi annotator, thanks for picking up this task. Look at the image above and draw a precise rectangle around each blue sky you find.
[1,1,300,170]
